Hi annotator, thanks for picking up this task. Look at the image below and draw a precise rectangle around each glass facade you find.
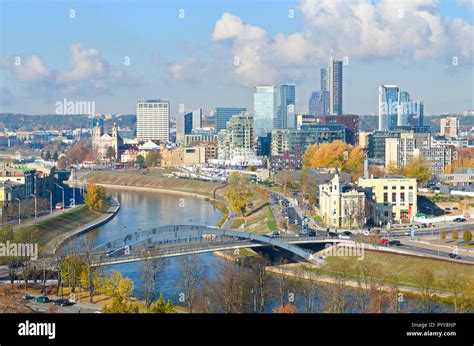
[254,85,276,136]
[277,84,296,129]
[329,59,343,115]
[215,107,247,133]
[378,85,400,131]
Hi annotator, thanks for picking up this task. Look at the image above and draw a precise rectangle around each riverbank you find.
[43,198,120,255]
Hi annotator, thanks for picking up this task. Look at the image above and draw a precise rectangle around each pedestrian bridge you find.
[91,225,336,266]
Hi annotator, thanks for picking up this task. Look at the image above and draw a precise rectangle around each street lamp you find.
[46,189,53,214]
[14,197,21,224]
[29,194,37,219]
[55,183,64,211]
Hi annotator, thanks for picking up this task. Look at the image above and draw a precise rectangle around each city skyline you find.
[0,0,473,116]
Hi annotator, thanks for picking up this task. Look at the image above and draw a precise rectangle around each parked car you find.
[35,296,50,303]
[328,231,338,238]
[453,217,466,223]
[380,238,389,246]
[448,253,462,259]
[297,230,309,237]
[269,231,280,238]
[363,230,374,236]
[22,294,34,300]
[307,230,317,237]
[53,298,72,307]
[389,240,401,246]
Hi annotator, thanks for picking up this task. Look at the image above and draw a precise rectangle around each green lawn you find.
[230,206,276,234]
[305,251,474,291]
[16,205,103,248]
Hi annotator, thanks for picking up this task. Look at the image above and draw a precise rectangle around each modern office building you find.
[254,85,276,136]
[397,91,410,126]
[184,128,218,146]
[308,91,329,116]
[276,84,296,129]
[176,108,203,145]
[328,57,343,115]
[321,68,328,92]
[215,107,247,133]
[440,117,460,138]
[378,85,400,131]
[136,99,170,141]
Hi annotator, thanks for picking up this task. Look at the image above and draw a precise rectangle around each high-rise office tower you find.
[215,107,247,133]
[176,108,203,145]
[308,91,329,115]
[217,113,256,161]
[276,84,296,129]
[321,68,328,92]
[397,91,410,126]
[378,85,400,131]
[254,85,277,136]
[328,57,343,115]
[136,99,170,141]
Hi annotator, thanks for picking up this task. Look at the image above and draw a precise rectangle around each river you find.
[72,188,453,313]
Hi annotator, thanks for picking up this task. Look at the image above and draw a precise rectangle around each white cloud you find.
[1,44,143,96]
[168,56,207,82]
[209,1,473,86]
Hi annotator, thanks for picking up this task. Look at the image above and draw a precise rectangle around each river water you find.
[72,189,453,313]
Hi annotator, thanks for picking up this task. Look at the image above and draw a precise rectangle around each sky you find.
[0,0,473,117]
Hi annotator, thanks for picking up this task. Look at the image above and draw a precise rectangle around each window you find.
[384,192,388,203]
[392,192,396,202]
[400,192,405,203]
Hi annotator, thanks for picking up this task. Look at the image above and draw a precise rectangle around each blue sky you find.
[0,0,473,116]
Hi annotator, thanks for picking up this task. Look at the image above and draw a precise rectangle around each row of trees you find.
[134,151,161,169]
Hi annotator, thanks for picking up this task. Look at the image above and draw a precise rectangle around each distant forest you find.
[0,114,136,131]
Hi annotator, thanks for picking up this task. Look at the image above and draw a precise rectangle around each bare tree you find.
[177,254,208,313]
[248,255,272,313]
[294,265,319,313]
[139,251,167,311]
[415,267,437,313]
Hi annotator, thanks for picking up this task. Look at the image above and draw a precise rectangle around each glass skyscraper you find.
[276,84,296,129]
[321,68,328,92]
[378,85,400,131]
[254,85,276,136]
[308,91,329,115]
[215,107,247,133]
[328,57,343,115]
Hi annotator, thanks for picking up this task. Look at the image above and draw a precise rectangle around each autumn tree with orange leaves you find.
[273,304,298,313]
[303,140,365,180]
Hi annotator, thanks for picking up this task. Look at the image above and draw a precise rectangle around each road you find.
[24,294,101,313]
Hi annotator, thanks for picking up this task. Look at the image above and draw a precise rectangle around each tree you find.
[150,293,175,313]
[140,256,167,311]
[85,183,107,211]
[463,230,472,243]
[135,155,145,169]
[177,255,207,313]
[248,256,272,313]
[145,150,161,168]
[60,255,86,293]
[273,304,298,313]
[415,267,437,313]
[443,272,473,313]
[97,271,139,313]
[402,157,432,186]
[385,163,403,176]
[440,231,446,240]
[452,230,459,240]
[225,172,253,216]
[105,146,116,164]
[303,141,365,180]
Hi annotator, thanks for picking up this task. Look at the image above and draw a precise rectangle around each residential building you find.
[0,165,36,196]
[184,128,218,146]
[0,181,25,207]
[217,113,257,164]
[271,125,346,156]
[136,99,170,141]
[358,176,417,223]
[328,57,343,115]
[254,85,277,136]
[359,131,372,149]
[319,174,366,229]
[309,114,359,145]
[440,117,460,138]
[215,107,247,133]
[176,109,203,145]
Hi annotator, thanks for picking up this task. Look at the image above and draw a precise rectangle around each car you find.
[269,231,280,238]
[380,238,389,246]
[53,298,72,307]
[35,296,50,303]
[453,217,466,222]
[307,230,317,237]
[338,231,352,240]
[363,230,374,236]
[448,253,462,259]
[297,230,309,237]
[22,294,34,300]
[389,240,401,246]
[328,231,338,238]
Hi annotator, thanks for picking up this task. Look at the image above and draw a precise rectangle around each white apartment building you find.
[136,99,170,141]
